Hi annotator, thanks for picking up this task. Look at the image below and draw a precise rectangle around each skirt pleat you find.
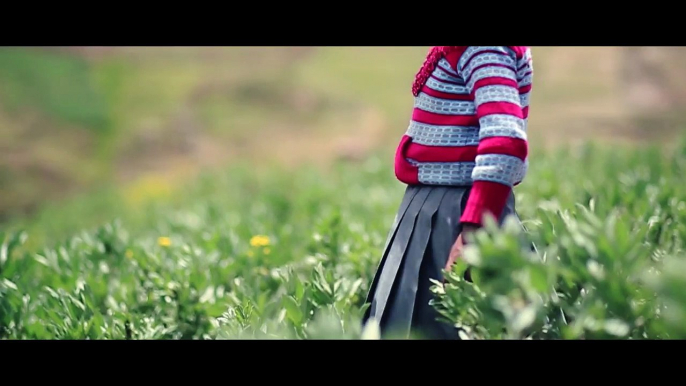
[363,184,519,340]
[381,187,447,337]
[366,187,431,322]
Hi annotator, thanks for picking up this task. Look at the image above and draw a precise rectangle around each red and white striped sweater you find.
[395,46,533,226]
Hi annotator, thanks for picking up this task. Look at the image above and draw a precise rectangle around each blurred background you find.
[2,46,686,244]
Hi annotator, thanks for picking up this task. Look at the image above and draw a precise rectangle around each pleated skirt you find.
[362,184,518,340]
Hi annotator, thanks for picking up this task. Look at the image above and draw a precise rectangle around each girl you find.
[362,46,533,339]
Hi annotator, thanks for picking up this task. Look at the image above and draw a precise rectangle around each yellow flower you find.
[125,249,134,259]
[247,250,254,257]
[158,237,171,247]
[263,247,271,255]
[250,235,270,247]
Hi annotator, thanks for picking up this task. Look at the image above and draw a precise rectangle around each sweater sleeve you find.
[456,46,529,226]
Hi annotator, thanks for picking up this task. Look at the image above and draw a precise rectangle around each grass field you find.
[3,46,686,339]
[3,136,686,339]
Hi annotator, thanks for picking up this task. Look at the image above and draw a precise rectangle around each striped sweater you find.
[395,46,533,226]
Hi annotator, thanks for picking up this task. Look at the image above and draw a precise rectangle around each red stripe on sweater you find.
[405,143,477,163]
[472,76,519,92]
[421,86,471,100]
[412,109,479,127]
[477,137,528,160]
[477,102,524,119]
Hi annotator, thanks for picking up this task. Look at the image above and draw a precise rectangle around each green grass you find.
[4,135,686,339]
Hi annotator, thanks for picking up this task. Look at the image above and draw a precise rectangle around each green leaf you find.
[603,319,630,337]
[1,278,18,291]
[294,275,305,300]
[528,265,549,293]
[511,304,537,335]
[349,278,363,298]
[461,245,482,267]
[283,296,303,326]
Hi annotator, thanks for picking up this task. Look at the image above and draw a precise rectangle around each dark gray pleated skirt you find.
[362,184,518,340]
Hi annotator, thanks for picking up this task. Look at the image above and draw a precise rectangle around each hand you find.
[444,224,479,277]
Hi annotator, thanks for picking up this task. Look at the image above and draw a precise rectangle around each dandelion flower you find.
[158,237,171,247]
[250,235,270,247]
